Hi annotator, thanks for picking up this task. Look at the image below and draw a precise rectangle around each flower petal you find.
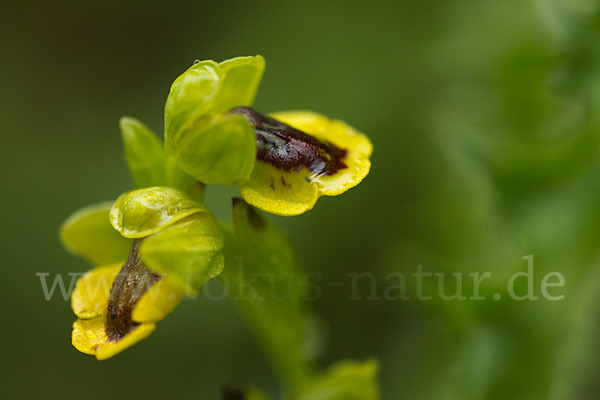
[270,111,372,196]
[110,187,205,238]
[60,202,132,265]
[72,316,156,360]
[71,263,122,319]
[132,277,184,323]
[239,162,319,216]
[234,109,372,216]
[71,316,106,355]
[95,323,155,360]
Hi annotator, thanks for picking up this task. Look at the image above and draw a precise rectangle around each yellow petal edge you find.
[239,111,372,216]
[71,263,122,319]
[72,317,156,360]
[71,264,184,360]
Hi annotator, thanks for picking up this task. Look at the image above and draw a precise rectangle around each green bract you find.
[140,213,224,295]
[120,116,204,201]
[109,186,206,238]
[60,202,132,265]
[120,117,168,188]
[164,56,264,185]
[294,359,380,400]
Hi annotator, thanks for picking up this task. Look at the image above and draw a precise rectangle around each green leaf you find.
[109,186,205,238]
[140,212,224,296]
[213,55,265,112]
[60,202,132,265]
[223,199,314,393]
[169,114,256,185]
[120,116,167,188]
[293,359,380,400]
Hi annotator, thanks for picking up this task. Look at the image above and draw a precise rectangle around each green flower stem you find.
[221,200,315,394]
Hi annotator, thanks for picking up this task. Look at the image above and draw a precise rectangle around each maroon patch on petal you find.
[228,106,348,177]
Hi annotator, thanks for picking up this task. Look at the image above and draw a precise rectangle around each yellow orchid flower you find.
[164,56,373,217]
[70,246,183,360]
[61,187,224,360]
[59,56,379,397]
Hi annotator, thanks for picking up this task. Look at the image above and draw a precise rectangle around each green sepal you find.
[169,114,256,185]
[213,55,265,112]
[60,202,132,265]
[140,212,224,296]
[109,186,205,238]
[293,359,380,400]
[164,60,223,154]
[164,56,264,185]
[223,199,313,392]
[120,116,168,188]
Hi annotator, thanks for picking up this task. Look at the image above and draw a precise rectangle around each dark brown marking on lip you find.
[106,239,160,342]
[221,386,246,400]
[232,197,266,231]
[228,106,348,177]
[246,204,266,231]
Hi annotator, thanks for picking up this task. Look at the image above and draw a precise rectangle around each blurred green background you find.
[4,0,600,398]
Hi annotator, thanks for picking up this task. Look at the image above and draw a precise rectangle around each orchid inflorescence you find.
[60,55,377,399]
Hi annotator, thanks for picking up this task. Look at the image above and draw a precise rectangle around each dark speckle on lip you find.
[228,106,348,176]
